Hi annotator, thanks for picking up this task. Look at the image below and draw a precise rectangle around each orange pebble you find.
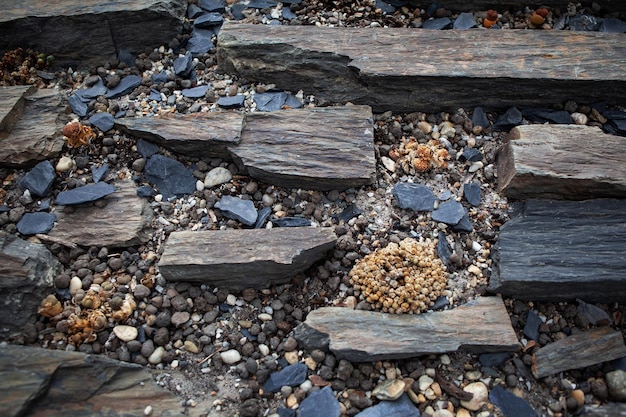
[530,12,545,26]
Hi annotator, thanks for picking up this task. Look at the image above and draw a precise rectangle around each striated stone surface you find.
[49,180,152,248]
[0,344,185,417]
[230,105,375,191]
[294,296,519,362]
[0,0,185,67]
[159,227,337,290]
[497,125,626,200]
[0,85,35,133]
[0,233,61,340]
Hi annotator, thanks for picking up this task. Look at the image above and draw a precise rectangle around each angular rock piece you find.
[89,112,115,132]
[497,125,626,200]
[217,23,626,112]
[298,386,340,417]
[16,212,56,235]
[18,160,56,197]
[294,296,519,362]
[264,363,308,393]
[0,85,35,133]
[355,394,420,417]
[393,183,436,211]
[215,195,257,226]
[106,75,142,99]
[432,200,465,225]
[116,112,243,158]
[0,89,64,168]
[0,0,185,67]
[532,327,626,379]
[159,227,337,290]
[55,182,116,206]
[490,199,626,302]
[144,155,196,200]
[230,105,375,191]
[489,385,537,417]
[0,344,185,417]
[49,180,152,248]
[0,233,61,340]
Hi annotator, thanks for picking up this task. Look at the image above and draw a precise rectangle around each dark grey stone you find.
[217,94,245,109]
[479,352,512,367]
[19,160,56,197]
[182,85,210,98]
[451,212,473,232]
[16,212,56,235]
[152,72,169,84]
[432,200,464,225]
[68,94,88,117]
[188,28,216,55]
[493,107,523,131]
[55,182,117,206]
[453,12,477,29]
[144,155,196,200]
[174,51,194,77]
[463,182,481,206]
[117,49,135,67]
[282,8,297,19]
[522,109,573,124]
[91,164,109,183]
[74,80,107,102]
[188,4,204,18]
[422,17,452,30]
[194,12,224,28]
[247,0,278,8]
[272,217,311,227]
[431,296,449,310]
[375,0,395,14]
[277,408,296,417]
[354,394,420,417]
[89,112,115,132]
[577,298,612,326]
[332,203,362,223]
[569,14,600,31]
[254,206,272,229]
[489,385,537,417]
[149,89,162,101]
[254,92,302,112]
[136,185,156,198]
[215,196,258,226]
[393,183,436,211]
[137,139,160,158]
[106,75,142,99]
[460,147,483,162]
[230,3,247,20]
[436,231,451,266]
[523,310,542,341]
[263,363,308,393]
[199,0,226,12]
[472,106,490,128]
[299,386,341,417]
[600,17,626,33]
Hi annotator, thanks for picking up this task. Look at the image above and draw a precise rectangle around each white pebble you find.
[571,112,588,125]
[418,375,434,392]
[204,167,232,188]
[471,241,482,252]
[69,276,83,296]
[258,344,270,356]
[468,161,484,173]
[258,313,273,321]
[440,354,451,365]
[461,382,488,411]
[144,405,153,416]
[226,294,237,306]
[148,346,165,364]
[56,156,74,172]
[196,180,205,192]
[220,349,242,365]
[113,325,138,342]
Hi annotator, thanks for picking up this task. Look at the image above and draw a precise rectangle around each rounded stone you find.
[460,381,489,411]
[372,378,406,401]
[171,311,190,327]
[113,325,138,342]
[56,156,74,172]
[148,346,165,364]
[184,340,199,354]
[204,167,232,188]
[69,276,83,296]
[221,349,242,365]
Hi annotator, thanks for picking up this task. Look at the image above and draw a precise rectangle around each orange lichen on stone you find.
[392,137,449,175]
[63,121,95,148]
[349,238,447,314]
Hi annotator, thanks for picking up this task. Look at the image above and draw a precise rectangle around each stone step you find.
[293,296,519,362]
[0,0,184,67]
[217,23,626,113]
[414,0,626,14]
[158,227,337,290]
[497,125,626,200]
[116,105,376,191]
[0,85,35,133]
[489,198,626,303]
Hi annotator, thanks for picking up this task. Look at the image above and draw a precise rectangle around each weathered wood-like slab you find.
[0,0,184,67]
[581,403,626,417]
[159,227,337,290]
[116,112,244,158]
[497,125,626,200]
[0,344,185,417]
[50,180,153,248]
[532,327,626,379]
[0,85,35,133]
[293,296,519,362]
[490,199,626,302]
[217,23,626,112]
[0,89,65,168]
[409,1,626,15]
[230,105,376,191]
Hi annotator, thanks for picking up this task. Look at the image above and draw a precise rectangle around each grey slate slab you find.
[55,182,116,206]
[19,160,56,197]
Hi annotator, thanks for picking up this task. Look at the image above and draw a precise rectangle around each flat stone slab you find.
[49,180,152,248]
[0,89,65,168]
[159,227,337,290]
[490,199,626,303]
[497,125,626,200]
[581,403,626,417]
[293,296,519,362]
[532,326,626,379]
[0,0,185,67]
[0,85,35,133]
[116,112,244,159]
[230,105,376,190]
[0,344,185,417]
[217,23,626,112]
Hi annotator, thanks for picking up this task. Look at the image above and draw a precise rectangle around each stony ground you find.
[2,1,626,417]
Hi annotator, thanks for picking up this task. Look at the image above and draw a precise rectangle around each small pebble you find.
[221,349,242,365]
[113,325,138,342]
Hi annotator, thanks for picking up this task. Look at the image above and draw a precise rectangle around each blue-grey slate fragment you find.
[144,155,196,200]
[332,203,362,223]
[355,394,420,417]
[282,8,297,19]
[454,12,477,29]
[55,182,116,206]
[299,386,341,417]
[230,3,246,20]
[152,72,169,84]
[188,28,216,55]
[522,109,573,124]
[263,363,308,393]
[174,52,194,77]
[254,92,302,112]
[436,231,451,266]
[460,148,482,162]
[577,298,611,326]
[422,17,452,30]
[68,94,88,117]
[472,106,490,128]
[489,385,537,417]
[137,139,159,158]
[188,3,204,18]
[182,85,210,98]
[136,185,156,198]
[89,112,115,132]
[432,200,465,225]
[75,80,107,102]
[493,107,523,131]
[452,212,473,232]
[254,206,272,229]
[393,183,436,211]
[199,0,226,12]
[91,164,109,183]
[463,182,481,206]
[272,217,311,227]
[375,0,395,14]
[479,352,512,368]
[107,75,141,99]
[195,12,224,27]
[149,89,162,101]
[19,160,55,197]
[217,95,245,109]
[247,0,278,8]
[215,196,257,226]
[523,310,542,341]
[431,296,449,311]
[118,49,135,67]
[277,408,296,417]
[16,212,56,235]
[600,17,626,33]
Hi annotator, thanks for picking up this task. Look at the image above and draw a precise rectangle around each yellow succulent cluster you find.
[349,238,447,314]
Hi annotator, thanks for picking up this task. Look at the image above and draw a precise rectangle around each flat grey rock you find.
[89,112,115,132]
[0,85,35,133]
[393,183,436,211]
[144,154,196,200]
[432,200,465,225]
[263,363,308,393]
[106,75,142,99]
[55,182,116,206]
[18,160,56,197]
[294,296,519,362]
[298,386,340,417]
[463,182,481,206]
[16,212,56,235]
[159,227,336,290]
[215,195,258,226]
[182,85,210,98]
[355,394,420,417]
